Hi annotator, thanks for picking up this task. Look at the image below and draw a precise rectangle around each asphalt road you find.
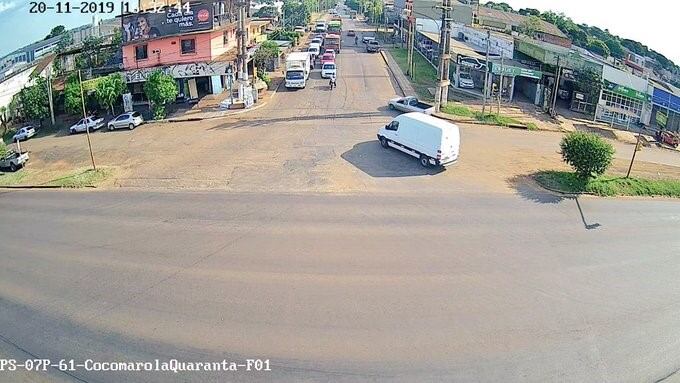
[1,189,680,383]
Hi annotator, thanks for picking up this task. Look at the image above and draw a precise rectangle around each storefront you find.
[650,83,680,132]
[595,80,651,128]
[489,59,542,103]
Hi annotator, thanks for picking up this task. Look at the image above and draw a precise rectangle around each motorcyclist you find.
[329,75,337,90]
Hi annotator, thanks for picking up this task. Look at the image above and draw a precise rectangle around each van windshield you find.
[286,71,304,80]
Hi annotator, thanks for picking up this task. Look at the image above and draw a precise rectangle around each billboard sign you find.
[122,3,213,43]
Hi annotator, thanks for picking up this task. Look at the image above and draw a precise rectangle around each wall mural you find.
[124,61,232,83]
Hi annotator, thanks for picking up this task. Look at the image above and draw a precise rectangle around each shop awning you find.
[418,31,484,60]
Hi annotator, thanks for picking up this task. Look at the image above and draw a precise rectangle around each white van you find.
[308,43,320,58]
[377,112,460,167]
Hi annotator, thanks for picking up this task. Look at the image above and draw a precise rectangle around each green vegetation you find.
[346,0,383,23]
[254,41,280,73]
[47,168,112,188]
[253,5,277,18]
[0,170,28,186]
[482,2,678,80]
[441,104,530,128]
[560,132,614,178]
[95,73,126,115]
[388,48,437,100]
[144,71,179,120]
[18,76,50,126]
[535,171,680,197]
[64,74,84,116]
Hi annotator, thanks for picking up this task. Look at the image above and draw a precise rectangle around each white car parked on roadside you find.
[12,126,36,141]
[108,111,144,131]
[69,116,104,134]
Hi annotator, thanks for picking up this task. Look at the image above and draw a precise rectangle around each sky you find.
[0,1,94,56]
[503,0,680,65]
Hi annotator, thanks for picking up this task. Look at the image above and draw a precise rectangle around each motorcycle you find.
[329,77,337,90]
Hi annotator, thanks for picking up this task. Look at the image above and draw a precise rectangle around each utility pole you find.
[626,126,643,178]
[406,1,414,77]
[46,69,55,126]
[481,29,490,115]
[434,0,452,112]
[550,56,561,117]
[497,54,504,115]
[237,0,249,85]
[78,70,96,171]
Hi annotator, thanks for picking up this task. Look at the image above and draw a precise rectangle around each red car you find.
[320,53,335,65]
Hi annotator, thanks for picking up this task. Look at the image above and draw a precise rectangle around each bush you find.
[560,132,615,178]
[258,71,272,87]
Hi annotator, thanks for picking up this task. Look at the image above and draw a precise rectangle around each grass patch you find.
[0,169,28,186]
[441,104,529,127]
[388,47,437,100]
[47,168,112,188]
[535,171,680,197]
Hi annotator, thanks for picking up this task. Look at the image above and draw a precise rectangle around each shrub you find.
[560,132,615,178]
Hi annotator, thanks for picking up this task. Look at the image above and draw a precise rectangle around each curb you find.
[0,185,96,189]
[530,175,595,197]
[380,50,407,97]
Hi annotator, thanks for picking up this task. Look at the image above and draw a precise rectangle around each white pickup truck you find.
[388,96,435,115]
[69,116,104,134]
[0,150,29,172]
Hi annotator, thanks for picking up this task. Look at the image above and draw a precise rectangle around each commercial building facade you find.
[121,0,249,101]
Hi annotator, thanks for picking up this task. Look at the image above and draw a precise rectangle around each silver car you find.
[108,111,144,131]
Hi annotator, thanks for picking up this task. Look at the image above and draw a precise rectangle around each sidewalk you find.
[152,76,283,123]
[380,50,414,97]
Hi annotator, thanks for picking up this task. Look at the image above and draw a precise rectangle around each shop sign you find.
[604,80,650,102]
[457,55,486,71]
[491,63,541,79]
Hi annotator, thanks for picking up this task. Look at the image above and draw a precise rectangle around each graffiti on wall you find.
[124,61,232,83]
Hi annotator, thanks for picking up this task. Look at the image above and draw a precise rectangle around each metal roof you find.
[419,31,485,59]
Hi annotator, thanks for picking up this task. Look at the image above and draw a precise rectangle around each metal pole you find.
[481,29,490,115]
[626,126,643,178]
[497,54,504,115]
[78,70,96,171]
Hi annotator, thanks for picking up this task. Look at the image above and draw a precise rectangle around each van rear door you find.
[439,126,460,164]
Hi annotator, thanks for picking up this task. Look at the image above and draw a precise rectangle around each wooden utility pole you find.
[434,0,452,112]
[481,29,490,115]
[78,70,96,171]
[497,54,504,114]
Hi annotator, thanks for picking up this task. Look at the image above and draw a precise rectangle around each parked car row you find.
[69,111,144,135]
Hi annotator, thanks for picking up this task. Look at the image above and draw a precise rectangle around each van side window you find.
[387,121,399,131]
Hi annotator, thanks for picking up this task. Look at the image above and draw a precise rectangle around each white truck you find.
[0,150,29,172]
[285,52,311,89]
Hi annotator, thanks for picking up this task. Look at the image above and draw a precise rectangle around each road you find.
[1,189,680,382]
[2,15,680,383]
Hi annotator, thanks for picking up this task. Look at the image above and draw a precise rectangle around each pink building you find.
[121,1,248,100]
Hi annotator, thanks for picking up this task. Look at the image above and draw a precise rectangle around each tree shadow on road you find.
[208,111,388,131]
[341,140,445,178]
[508,174,601,230]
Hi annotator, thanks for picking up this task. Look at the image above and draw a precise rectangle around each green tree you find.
[18,77,50,125]
[45,25,66,40]
[254,5,278,18]
[519,8,540,16]
[253,41,280,72]
[63,74,84,116]
[78,36,116,69]
[143,71,178,120]
[574,68,602,107]
[0,106,12,138]
[560,132,615,178]
[95,74,126,115]
[519,16,542,38]
[603,37,624,59]
[586,39,610,58]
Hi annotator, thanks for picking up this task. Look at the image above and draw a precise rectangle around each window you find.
[181,38,196,54]
[135,45,148,60]
[386,121,399,131]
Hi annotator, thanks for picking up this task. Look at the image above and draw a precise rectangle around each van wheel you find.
[379,136,389,148]
[419,154,431,168]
